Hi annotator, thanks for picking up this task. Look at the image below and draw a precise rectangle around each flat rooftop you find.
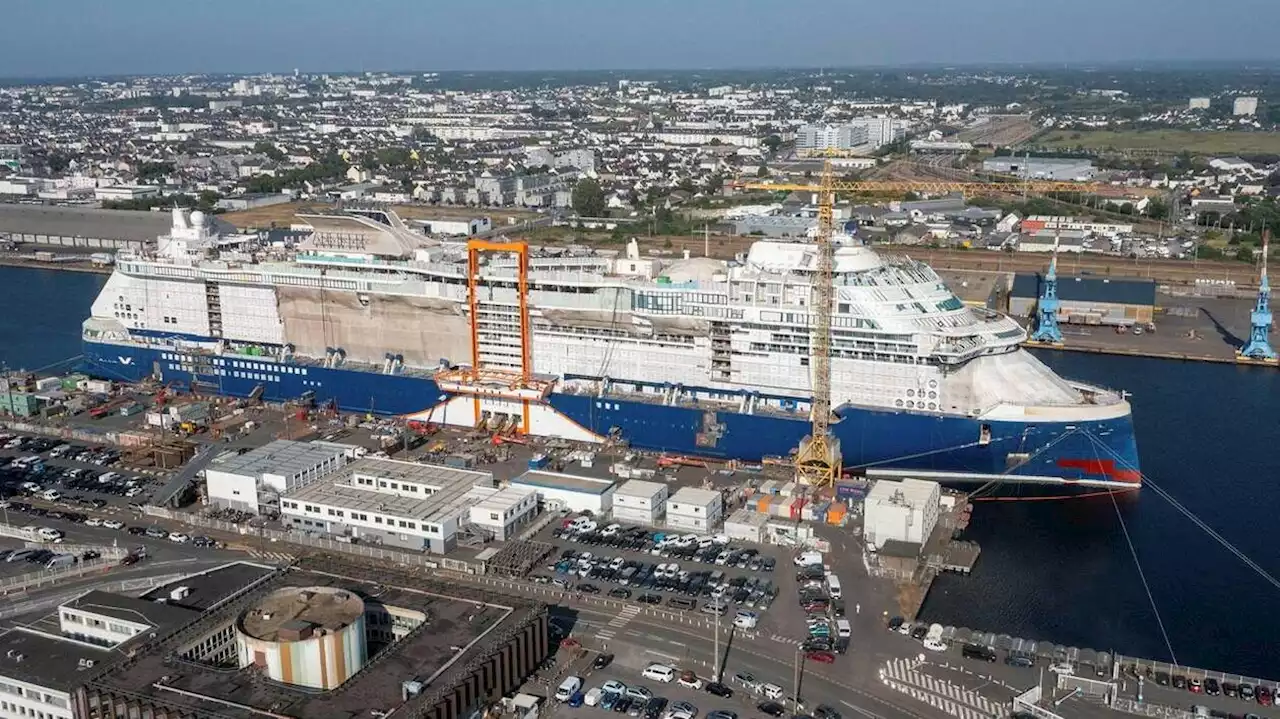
[141,562,277,612]
[65,590,198,629]
[0,204,170,244]
[0,628,113,691]
[669,487,722,506]
[86,559,541,719]
[614,479,667,498]
[208,439,346,479]
[240,586,365,642]
[513,470,614,495]
[284,458,494,523]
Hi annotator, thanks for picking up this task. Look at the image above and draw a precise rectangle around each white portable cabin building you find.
[723,508,769,543]
[666,487,724,531]
[611,479,668,525]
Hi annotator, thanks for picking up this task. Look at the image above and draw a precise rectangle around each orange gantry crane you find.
[733,163,1099,488]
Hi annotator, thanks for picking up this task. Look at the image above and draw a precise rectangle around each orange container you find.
[827,505,847,524]
[757,497,771,513]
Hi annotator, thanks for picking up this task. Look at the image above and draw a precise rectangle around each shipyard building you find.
[1008,273,1156,327]
[0,563,275,719]
[76,558,550,719]
[280,457,539,551]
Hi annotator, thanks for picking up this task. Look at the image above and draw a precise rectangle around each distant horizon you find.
[4,58,1280,83]
[4,0,1280,78]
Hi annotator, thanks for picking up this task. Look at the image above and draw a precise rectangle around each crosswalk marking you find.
[244,549,295,563]
[881,658,1003,719]
[608,605,642,628]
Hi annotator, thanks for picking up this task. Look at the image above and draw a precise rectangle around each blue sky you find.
[3,0,1279,77]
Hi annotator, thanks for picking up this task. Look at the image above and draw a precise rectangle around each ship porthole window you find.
[906,389,915,397]
[928,391,937,399]
[906,401,915,409]
[929,379,938,388]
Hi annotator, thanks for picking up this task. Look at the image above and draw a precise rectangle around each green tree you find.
[756,165,770,178]
[676,177,697,193]
[903,191,920,202]
[763,135,783,152]
[252,141,286,162]
[1145,198,1169,220]
[1236,246,1257,263]
[704,174,724,193]
[572,178,606,217]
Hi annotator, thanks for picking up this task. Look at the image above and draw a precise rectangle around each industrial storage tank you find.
[236,586,368,690]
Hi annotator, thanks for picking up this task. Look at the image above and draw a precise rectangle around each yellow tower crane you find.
[734,162,1098,488]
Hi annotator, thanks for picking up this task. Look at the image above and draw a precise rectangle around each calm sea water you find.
[0,266,107,372]
[1,265,1277,677]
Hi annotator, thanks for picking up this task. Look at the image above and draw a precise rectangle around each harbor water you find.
[1,265,1278,677]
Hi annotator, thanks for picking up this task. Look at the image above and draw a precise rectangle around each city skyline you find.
[3,0,1280,77]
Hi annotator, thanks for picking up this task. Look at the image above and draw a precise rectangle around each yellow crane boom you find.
[736,167,1098,488]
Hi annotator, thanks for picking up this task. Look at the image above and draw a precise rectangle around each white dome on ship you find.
[189,210,206,227]
[661,257,724,285]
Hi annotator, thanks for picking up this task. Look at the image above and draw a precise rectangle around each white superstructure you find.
[83,208,1128,426]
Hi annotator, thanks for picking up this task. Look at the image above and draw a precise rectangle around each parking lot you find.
[530,517,853,665]
[0,432,170,509]
[536,630,842,719]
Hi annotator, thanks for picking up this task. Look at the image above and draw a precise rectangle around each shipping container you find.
[835,481,868,501]
[779,482,798,498]
[758,480,778,496]
[7,392,39,417]
[119,402,144,417]
[61,374,88,390]
[757,496,772,513]
[827,505,848,525]
[34,377,62,392]
[84,379,112,394]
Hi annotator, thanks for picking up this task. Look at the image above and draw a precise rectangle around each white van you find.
[641,663,676,683]
[554,676,582,702]
[759,683,784,700]
[826,574,842,599]
[44,553,77,570]
[583,688,604,707]
[835,619,852,638]
[794,551,823,567]
[40,489,62,502]
[36,527,64,542]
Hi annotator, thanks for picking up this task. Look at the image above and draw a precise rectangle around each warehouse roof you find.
[1010,272,1157,306]
[0,204,229,243]
[512,470,614,495]
[285,458,494,525]
[208,439,346,479]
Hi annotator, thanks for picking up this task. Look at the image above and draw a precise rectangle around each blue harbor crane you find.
[1238,230,1276,362]
[1031,234,1065,345]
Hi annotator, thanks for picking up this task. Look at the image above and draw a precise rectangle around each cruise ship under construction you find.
[80,208,1141,488]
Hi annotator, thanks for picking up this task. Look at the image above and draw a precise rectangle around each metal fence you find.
[0,554,129,594]
[1112,698,1194,719]
[142,507,480,574]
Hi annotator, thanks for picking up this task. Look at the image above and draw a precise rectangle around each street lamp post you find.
[712,604,720,682]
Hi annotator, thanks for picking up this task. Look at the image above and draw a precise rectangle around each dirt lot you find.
[1037,129,1280,156]
[220,202,542,230]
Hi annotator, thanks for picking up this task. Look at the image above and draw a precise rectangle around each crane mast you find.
[792,159,841,488]
[733,169,1100,489]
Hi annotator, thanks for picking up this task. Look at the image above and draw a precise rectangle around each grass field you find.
[220,202,541,230]
[1038,129,1280,155]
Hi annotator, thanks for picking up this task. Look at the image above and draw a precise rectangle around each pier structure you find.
[1237,230,1276,363]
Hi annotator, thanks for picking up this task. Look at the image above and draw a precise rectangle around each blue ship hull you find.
[82,340,1141,487]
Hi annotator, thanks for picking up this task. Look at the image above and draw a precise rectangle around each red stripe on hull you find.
[1056,458,1142,484]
